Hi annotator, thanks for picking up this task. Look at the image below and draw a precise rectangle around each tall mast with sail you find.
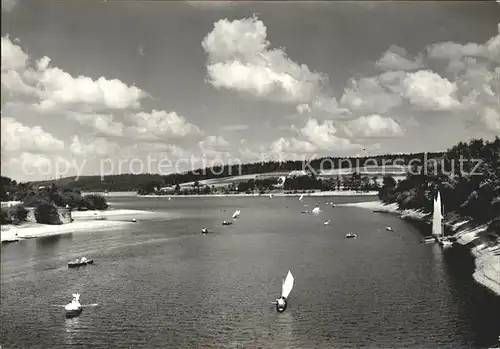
[432,191,443,238]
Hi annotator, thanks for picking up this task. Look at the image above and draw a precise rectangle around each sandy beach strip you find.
[1,220,133,241]
[1,209,155,242]
[338,200,430,220]
[138,190,379,198]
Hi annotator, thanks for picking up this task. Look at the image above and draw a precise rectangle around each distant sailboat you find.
[299,194,304,201]
[232,209,240,219]
[269,194,273,199]
[311,205,320,214]
[52,294,97,318]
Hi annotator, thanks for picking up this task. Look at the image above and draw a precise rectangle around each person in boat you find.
[275,296,287,311]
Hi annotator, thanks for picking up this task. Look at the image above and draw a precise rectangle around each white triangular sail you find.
[281,270,294,298]
[299,194,304,201]
[232,209,240,218]
[432,192,443,237]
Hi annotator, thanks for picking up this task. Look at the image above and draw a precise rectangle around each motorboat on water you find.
[324,220,331,226]
[273,270,294,313]
[68,257,94,268]
[385,226,393,231]
[65,293,83,318]
[201,228,208,234]
[222,220,233,226]
[345,233,357,239]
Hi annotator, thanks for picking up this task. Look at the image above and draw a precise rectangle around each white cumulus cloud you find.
[70,135,120,158]
[343,115,404,138]
[68,112,124,137]
[481,107,500,132]
[269,118,363,158]
[202,15,326,103]
[376,45,423,71]
[340,75,403,114]
[1,117,65,153]
[125,109,202,142]
[402,70,461,111]
[1,36,147,112]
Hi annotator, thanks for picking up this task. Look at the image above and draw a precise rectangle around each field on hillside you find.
[179,166,410,188]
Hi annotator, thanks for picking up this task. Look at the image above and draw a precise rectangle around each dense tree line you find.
[1,177,109,225]
[378,137,500,232]
[137,171,380,196]
[28,152,443,192]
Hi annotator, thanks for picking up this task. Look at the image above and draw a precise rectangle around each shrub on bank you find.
[12,205,29,224]
[35,203,62,225]
[82,194,108,210]
[1,209,12,224]
[23,195,50,208]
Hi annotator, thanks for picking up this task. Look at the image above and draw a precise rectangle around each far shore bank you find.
[138,190,379,198]
[340,200,500,296]
[1,209,155,242]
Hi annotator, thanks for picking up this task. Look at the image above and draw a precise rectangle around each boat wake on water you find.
[52,303,98,308]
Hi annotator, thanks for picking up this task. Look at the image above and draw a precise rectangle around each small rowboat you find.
[68,257,94,268]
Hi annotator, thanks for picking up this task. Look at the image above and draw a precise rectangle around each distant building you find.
[254,172,290,180]
[287,170,308,177]
[159,186,176,193]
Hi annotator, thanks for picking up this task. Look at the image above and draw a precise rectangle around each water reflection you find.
[431,243,444,264]
[274,311,295,348]
[36,234,66,248]
[63,317,80,347]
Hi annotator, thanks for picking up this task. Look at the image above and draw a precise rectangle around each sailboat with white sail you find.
[422,194,440,243]
[433,191,453,247]
[232,209,240,219]
[432,192,443,239]
[273,270,294,312]
[311,204,320,214]
[299,194,304,201]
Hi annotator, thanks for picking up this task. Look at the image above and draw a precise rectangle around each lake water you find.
[1,196,499,349]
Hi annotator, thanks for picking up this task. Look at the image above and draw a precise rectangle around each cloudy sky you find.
[1,0,499,181]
